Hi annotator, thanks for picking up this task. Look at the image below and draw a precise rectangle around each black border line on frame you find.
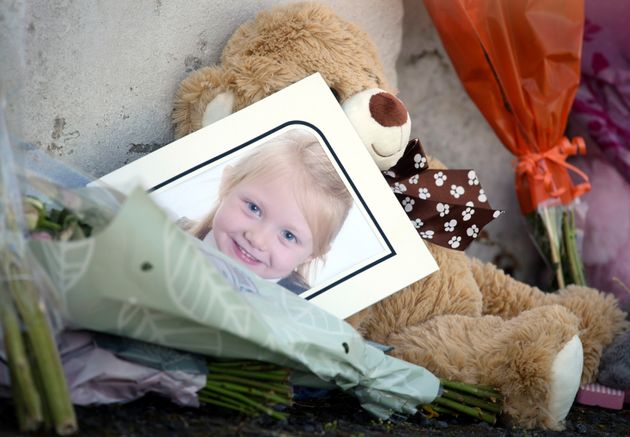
[148,120,396,300]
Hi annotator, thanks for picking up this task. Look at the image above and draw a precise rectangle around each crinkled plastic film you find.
[1,4,79,432]
[1,1,64,332]
[424,0,588,214]
[424,0,590,288]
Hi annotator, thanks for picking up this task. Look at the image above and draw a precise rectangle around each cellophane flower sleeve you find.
[424,0,590,289]
[28,187,440,419]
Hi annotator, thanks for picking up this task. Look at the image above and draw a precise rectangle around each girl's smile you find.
[230,238,265,266]
[212,173,314,280]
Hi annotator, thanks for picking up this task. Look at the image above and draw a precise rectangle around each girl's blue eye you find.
[282,230,297,242]
[247,202,261,216]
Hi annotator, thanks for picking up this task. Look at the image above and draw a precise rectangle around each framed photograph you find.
[96,73,437,319]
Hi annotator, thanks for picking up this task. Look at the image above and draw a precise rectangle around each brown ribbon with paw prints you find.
[384,139,503,251]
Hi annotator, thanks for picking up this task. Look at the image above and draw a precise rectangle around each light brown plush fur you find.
[172,2,629,430]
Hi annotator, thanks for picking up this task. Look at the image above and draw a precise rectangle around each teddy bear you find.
[171,2,629,430]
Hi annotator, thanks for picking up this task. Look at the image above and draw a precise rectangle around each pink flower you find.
[30,231,53,241]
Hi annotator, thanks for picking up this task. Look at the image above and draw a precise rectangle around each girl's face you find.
[212,173,315,280]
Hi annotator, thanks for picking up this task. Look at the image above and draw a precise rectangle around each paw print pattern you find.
[420,230,434,239]
[478,189,487,203]
[468,170,479,186]
[436,202,450,217]
[448,236,462,249]
[382,140,503,252]
[450,184,465,199]
[466,224,479,238]
[384,170,396,178]
[414,154,427,169]
[418,187,431,200]
[434,171,447,186]
[393,182,407,194]
[444,219,457,232]
[462,206,475,221]
[402,196,415,212]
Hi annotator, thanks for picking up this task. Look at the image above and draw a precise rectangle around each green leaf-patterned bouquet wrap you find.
[29,187,440,419]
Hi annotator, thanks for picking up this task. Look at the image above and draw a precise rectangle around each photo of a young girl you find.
[174,129,356,294]
[98,76,437,318]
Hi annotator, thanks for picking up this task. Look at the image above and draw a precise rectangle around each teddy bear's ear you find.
[342,89,411,171]
[172,66,233,139]
[201,92,235,127]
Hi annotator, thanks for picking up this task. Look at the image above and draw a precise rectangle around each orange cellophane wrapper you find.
[423,0,591,214]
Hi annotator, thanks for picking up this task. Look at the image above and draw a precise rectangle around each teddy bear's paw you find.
[552,285,630,383]
[548,334,583,426]
[202,92,235,127]
[342,88,411,171]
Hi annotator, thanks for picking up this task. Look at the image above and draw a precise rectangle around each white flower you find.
[402,196,415,212]
[393,182,407,194]
[448,236,462,249]
[420,230,434,239]
[466,224,479,238]
[418,187,431,199]
[478,189,487,203]
[436,202,450,217]
[450,184,465,199]
[414,154,427,169]
[468,170,479,186]
[444,219,457,232]
[384,170,396,178]
[408,175,419,184]
[462,206,475,221]
[434,171,447,186]
[412,218,423,228]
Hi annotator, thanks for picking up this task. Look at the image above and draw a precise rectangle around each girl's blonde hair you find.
[192,128,354,283]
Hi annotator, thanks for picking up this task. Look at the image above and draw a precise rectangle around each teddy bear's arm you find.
[468,258,547,317]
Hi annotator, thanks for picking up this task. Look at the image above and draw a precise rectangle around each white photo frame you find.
[95,73,438,319]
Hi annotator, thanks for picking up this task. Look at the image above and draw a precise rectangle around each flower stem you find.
[432,396,496,424]
[429,403,460,417]
[441,388,501,414]
[206,374,292,396]
[199,360,292,420]
[426,379,502,425]
[541,206,565,289]
[0,294,43,431]
[7,259,77,435]
[440,379,503,402]
[202,381,283,417]
[562,209,586,286]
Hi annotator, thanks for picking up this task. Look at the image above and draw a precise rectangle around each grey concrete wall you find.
[1,0,403,176]
[396,0,541,282]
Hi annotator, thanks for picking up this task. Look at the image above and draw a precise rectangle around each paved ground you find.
[1,391,629,436]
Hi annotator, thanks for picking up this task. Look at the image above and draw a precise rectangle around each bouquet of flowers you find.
[424,0,591,289]
[16,181,508,423]
[0,101,78,434]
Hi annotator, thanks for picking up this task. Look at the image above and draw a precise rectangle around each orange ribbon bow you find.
[514,136,591,213]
